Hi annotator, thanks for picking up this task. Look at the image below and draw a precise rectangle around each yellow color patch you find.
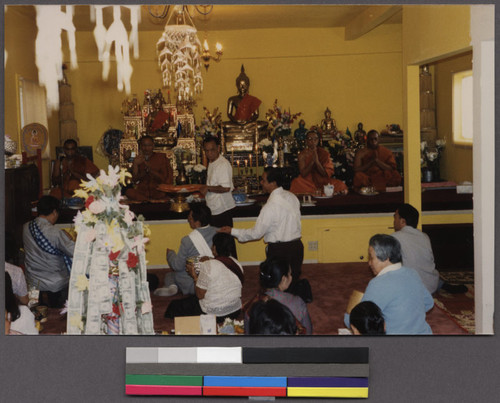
[287,387,369,398]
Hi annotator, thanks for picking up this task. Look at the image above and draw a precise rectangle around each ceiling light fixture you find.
[156,5,203,103]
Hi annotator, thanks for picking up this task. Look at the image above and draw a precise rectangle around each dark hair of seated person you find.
[259,257,290,289]
[264,167,285,188]
[212,233,234,258]
[350,301,385,335]
[396,203,420,228]
[189,203,212,227]
[248,299,297,335]
[5,272,20,323]
[37,195,61,216]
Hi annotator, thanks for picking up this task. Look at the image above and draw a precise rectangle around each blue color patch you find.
[203,376,287,387]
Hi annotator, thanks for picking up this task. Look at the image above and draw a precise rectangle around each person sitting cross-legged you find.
[391,203,467,294]
[290,129,348,195]
[344,234,434,335]
[164,233,244,324]
[353,130,401,192]
[155,203,217,297]
[22,195,74,308]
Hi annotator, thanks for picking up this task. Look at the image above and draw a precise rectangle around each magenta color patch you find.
[126,384,202,395]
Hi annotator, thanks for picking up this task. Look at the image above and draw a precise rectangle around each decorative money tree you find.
[66,166,154,335]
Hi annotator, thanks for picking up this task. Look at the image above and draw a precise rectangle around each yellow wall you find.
[62,24,403,170]
[402,5,471,65]
[401,5,471,212]
[4,6,61,188]
[434,52,473,183]
[4,7,38,145]
[136,211,473,267]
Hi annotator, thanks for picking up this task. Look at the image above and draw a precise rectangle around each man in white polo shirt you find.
[200,136,236,227]
[200,135,238,257]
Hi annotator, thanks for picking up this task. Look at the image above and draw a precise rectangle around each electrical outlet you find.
[308,241,318,251]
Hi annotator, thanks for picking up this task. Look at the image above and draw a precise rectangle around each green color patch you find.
[126,374,203,386]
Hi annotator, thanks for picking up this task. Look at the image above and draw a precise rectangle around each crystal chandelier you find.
[156,6,203,103]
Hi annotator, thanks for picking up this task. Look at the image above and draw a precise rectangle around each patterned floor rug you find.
[434,272,475,334]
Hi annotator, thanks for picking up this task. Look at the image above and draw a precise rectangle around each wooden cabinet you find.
[5,165,39,257]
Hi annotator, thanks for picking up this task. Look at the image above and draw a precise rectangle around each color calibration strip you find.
[126,347,369,398]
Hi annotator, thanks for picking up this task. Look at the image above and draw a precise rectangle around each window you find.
[452,70,473,145]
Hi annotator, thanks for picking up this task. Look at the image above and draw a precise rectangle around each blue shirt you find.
[345,264,434,334]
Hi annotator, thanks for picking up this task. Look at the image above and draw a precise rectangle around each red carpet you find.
[37,263,471,335]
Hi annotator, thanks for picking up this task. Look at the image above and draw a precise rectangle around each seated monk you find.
[353,130,401,192]
[290,130,348,195]
[125,135,173,201]
[50,139,99,200]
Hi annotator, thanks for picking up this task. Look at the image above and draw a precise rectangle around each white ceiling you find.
[9,4,402,32]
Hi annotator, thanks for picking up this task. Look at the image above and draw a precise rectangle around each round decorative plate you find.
[21,123,48,156]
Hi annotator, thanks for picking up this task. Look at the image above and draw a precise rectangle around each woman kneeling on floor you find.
[164,233,244,323]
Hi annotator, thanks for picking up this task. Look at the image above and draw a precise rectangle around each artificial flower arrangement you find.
[421,139,446,167]
[67,165,154,335]
[196,106,222,139]
[324,127,364,186]
[258,138,274,154]
[265,99,302,136]
[421,139,446,181]
[184,163,207,184]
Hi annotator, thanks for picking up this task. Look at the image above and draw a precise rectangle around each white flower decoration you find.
[193,164,206,172]
[89,199,106,214]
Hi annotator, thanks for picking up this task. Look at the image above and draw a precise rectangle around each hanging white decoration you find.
[156,13,203,102]
[35,5,77,114]
[91,5,141,94]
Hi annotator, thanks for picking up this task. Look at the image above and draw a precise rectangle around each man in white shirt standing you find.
[200,136,237,257]
[219,167,304,284]
[200,136,236,228]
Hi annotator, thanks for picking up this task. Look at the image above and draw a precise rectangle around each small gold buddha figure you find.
[320,107,338,142]
[354,122,367,143]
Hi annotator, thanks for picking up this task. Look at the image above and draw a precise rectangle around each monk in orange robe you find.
[126,135,173,201]
[353,130,401,192]
[290,130,348,195]
[50,139,99,199]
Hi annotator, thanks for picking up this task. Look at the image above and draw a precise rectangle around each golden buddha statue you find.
[223,65,268,152]
[320,107,338,142]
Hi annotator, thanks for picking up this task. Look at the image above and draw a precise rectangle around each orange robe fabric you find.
[353,145,402,191]
[50,155,99,199]
[234,94,262,121]
[290,147,347,194]
[125,152,173,201]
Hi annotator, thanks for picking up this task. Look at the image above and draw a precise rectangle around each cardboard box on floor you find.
[174,315,217,335]
[346,290,364,314]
